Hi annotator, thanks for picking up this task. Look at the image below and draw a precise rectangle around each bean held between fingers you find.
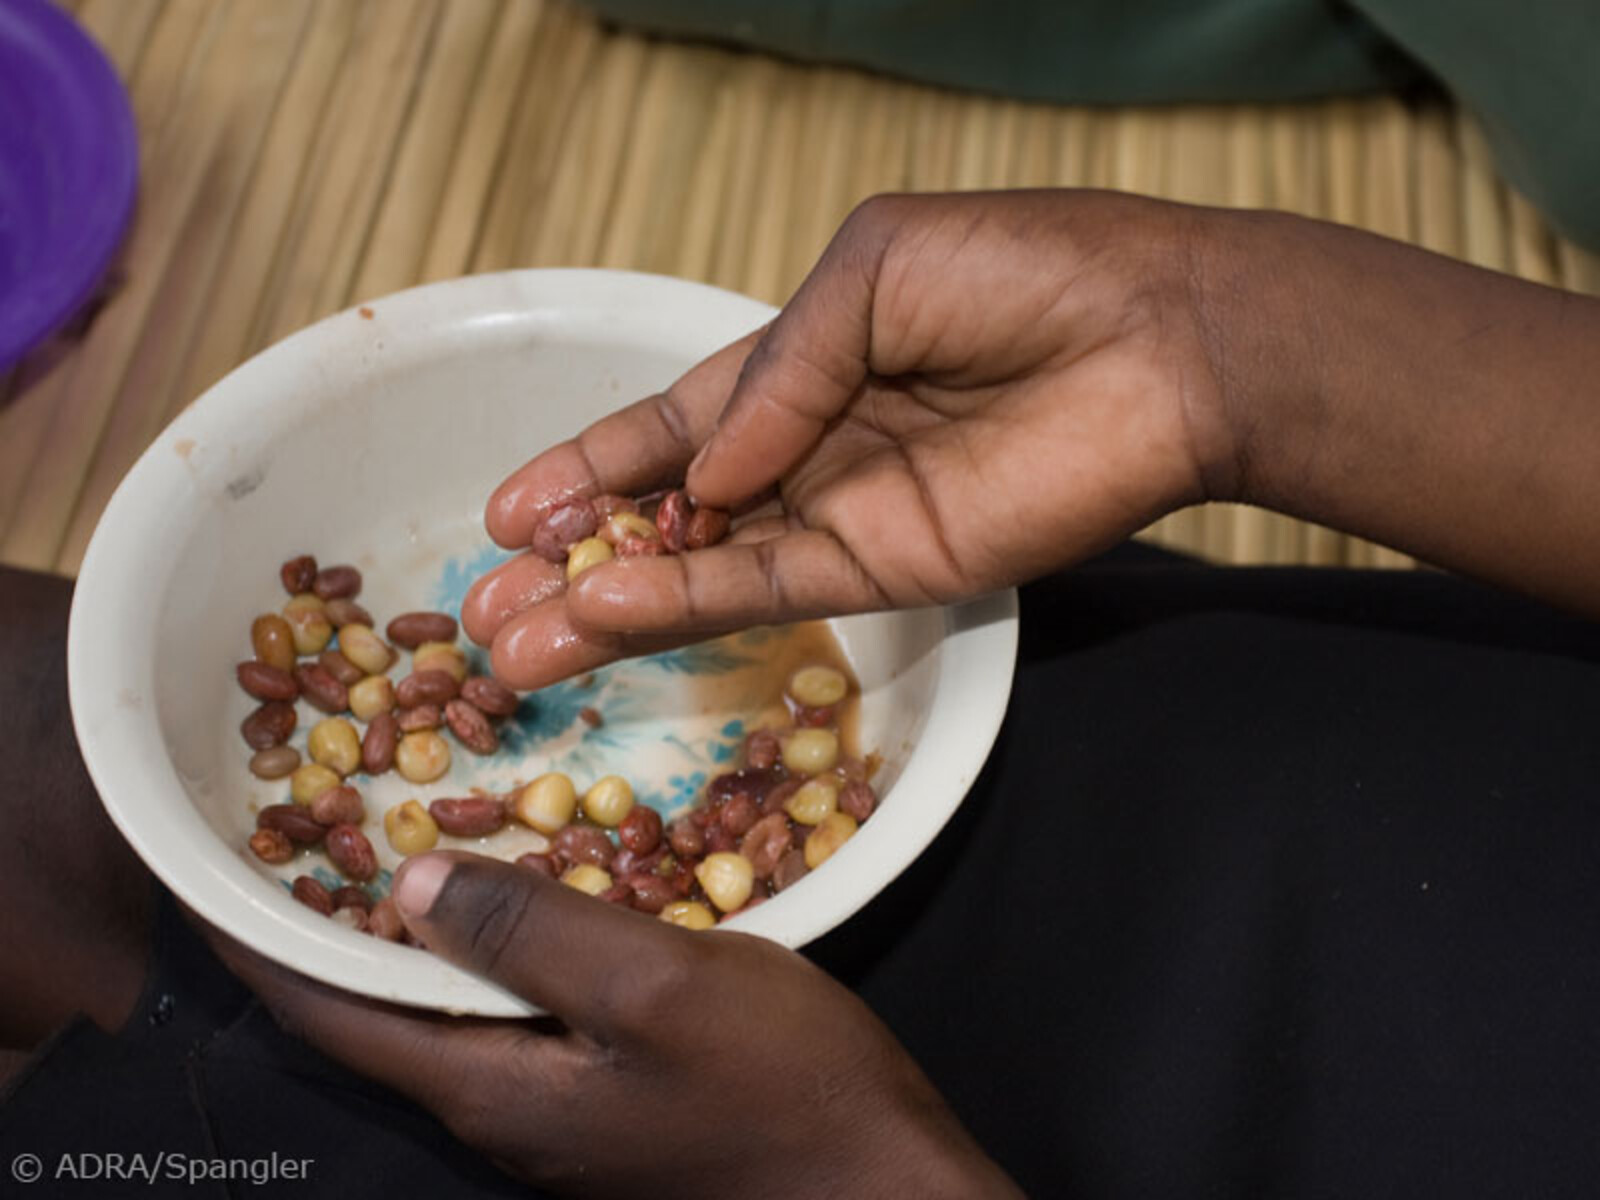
[241,701,297,750]
[461,675,518,717]
[397,669,458,708]
[236,660,298,702]
[655,489,692,552]
[445,698,498,755]
[362,711,399,774]
[385,611,458,649]
[429,797,508,838]
[531,498,599,563]
[684,505,731,550]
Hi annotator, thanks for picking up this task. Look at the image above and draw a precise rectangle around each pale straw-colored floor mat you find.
[5,0,1596,577]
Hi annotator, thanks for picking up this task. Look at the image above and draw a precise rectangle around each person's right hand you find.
[467,191,1235,688]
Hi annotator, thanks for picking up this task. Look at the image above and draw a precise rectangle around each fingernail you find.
[394,855,451,918]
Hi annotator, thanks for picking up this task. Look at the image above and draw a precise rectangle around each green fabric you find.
[584,0,1600,252]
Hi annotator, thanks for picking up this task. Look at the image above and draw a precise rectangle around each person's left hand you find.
[206,851,1020,1199]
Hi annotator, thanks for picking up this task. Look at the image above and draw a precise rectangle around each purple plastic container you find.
[0,0,138,371]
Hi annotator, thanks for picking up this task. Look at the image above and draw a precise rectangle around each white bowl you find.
[67,270,1018,1016]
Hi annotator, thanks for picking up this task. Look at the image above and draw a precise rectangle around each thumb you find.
[686,196,899,510]
[393,851,701,1033]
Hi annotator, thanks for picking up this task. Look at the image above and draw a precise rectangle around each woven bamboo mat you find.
[5,0,1598,578]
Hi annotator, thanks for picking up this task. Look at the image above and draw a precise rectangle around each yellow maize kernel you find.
[804,811,858,869]
[781,728,839,774]
[695,852,754,913]
[384,799,439,856]
[582,775,635,827]
[308,717,361,776]
[784,777,839,826]
[395,730,451,783]
[347,675,395,722]
[337,623,394,675]
[561,863,613,895]
[659,900,716,930]
[566,536,615,580]
[289,763,342,806]
[787,665,848,708]
[514,773,578,834]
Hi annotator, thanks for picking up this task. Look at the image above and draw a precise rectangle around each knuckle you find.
[591,938,702,1029]
[455,867,539,979]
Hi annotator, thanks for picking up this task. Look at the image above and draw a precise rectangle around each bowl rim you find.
[67,268,1019,1016]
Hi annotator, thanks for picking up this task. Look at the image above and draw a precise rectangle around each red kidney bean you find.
[613,845,667,878]
[311,785,365,827]
[236,661,298,702]
[708,767,778,805]
[839,780,878,822]
[626,874,677,914]
[292,874,334,915]
[330,885,372,912]
[617,806,663,855]
[836,756,869,782]
[257,804,327,844]
[429,797,507,837]
[326,823,378,881]
[670,858,697,896]
[362,711,398,774]
[740,812,792,879]
[312,564,362,600]
[516,852,559,878]
[317,649,364,686]
[293,663,348,713]
[396,669,458,708]
[771,849,809,893]
[759,778,802,817]
[552,824,615,869]
[744,729,780,770]
[280,555,317,595]
[460,675,518,717]
[249,828,294,864]
[720,793,758,837]
[684,505,730,550]
[385,611,458,649]
[795,704,835,728]
[578,706,603,729]
[668,818,705,859]
[531,498,599,563]
[396,703,442,733]
[615,535,668,558]
[599,882,634,905]
[655,490,692,552]
[324,598,373,628]
[445,699,498,755]
[241,701,297,750]
[705,824,738,854]
[367,897,405,941]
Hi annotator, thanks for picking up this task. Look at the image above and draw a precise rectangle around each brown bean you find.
[291,874,333,915]
[257,804,326,844]
[705,823,738,854]
[396,704,442,733]
[531,498,599,563]
[311,785,365,826]
[249,828,294,864]
[667,818,705,859]
[428,797,507,837]
[655,490,692,552]
[312,564,362,600]
[396,669,458,708]
[236,660,298,701]
[367,897,405,941]
[385,611,458,649]
[248,745,301,780]
[617,806,663,855]
[612,845,667,878]
[241,701,297,750]
[739,813,793,879]
[839,780,878,822]
[759,778,802,817]
[552,823,615,869]
[795,704,835,728]
[578,706,603,729]
[615,535,668,558]
[362,711,398,774]
[280,555,317,595]
[684,505,731,550]
[330,885,372,912]
[324,597,373,628]
[326,823,378,881]
[250,614,297,673]
[708,767,777,808]
[293,663,348,713]
[771,848,809,893]
[720,793,759,837]
[599,881,634,905]
[626,874,677,914]
[317,649,364,686]
[460,675,518,717]
[744,729,781,770]
[516,852,559,878]
[445,699,498,755]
